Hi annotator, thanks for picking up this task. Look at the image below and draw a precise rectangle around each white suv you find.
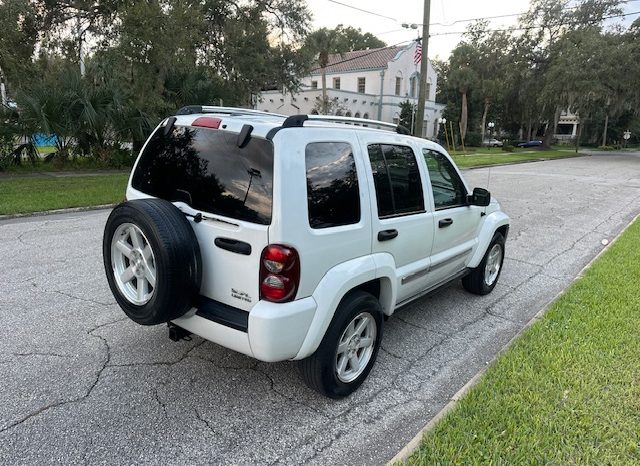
[102,106,510,398]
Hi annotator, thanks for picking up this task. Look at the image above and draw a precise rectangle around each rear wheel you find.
[462,232,505,295]
[299,291,383,398]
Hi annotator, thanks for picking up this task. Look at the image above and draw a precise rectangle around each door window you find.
[423,149,468,210]
[368,144,425,218]
[306,142,360,229]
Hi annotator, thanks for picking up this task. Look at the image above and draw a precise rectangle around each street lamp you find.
[487,121,495,138]
[439,117,449,151]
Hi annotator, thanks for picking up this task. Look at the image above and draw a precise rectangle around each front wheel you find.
[462,232,505,295]
[298,291,383,398]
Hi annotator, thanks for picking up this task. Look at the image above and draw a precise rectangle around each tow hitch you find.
[168,323,192,342]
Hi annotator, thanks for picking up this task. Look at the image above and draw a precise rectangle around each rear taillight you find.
[259,244,300,303]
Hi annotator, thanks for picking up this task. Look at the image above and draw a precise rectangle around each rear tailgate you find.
[128,122,273,311]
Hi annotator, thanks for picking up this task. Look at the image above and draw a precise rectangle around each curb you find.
[387,211,640,465]
[0,204,115,221]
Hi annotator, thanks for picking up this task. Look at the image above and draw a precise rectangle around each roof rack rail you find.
[281,114,411,135]
[176,105,286,118]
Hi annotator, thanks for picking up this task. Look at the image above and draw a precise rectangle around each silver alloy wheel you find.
[484,243,503,286]
[335,312,377,383]
[111,223,157,305]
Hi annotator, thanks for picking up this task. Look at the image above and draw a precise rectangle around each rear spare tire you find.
[103,199,202,325]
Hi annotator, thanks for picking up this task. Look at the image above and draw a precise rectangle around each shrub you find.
[502,144,515,152]
[465,131,482,147]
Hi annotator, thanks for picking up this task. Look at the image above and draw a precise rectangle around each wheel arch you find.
[467,211,510,268]
[294,255,396,360]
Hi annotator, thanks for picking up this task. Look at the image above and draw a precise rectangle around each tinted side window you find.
[423,149,468,209]
[132,126,273,224]
[306,142,360,229]
[367,144,425,217]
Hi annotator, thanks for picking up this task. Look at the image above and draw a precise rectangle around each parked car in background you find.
[482,138,503,147]
[517,140,543,148]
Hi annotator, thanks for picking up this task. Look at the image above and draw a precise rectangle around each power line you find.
[326,0,397,22]
[428,9,640,37]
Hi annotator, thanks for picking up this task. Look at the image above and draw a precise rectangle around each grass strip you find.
[0,174,128,215]
[450,150,582,168]
[406,217,640,465]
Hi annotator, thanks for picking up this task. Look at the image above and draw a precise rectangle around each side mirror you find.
[469,187,491,206]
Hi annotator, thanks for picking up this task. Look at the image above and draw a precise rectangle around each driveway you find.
[1,152,639,465]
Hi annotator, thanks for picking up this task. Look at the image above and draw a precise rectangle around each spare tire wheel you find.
[103,198,202,325]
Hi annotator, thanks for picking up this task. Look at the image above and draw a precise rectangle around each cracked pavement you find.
[1,152,639,465]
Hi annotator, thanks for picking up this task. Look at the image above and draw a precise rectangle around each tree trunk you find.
[480,98,490,141]
[601,113,609,147]
[526,122,532,141]
[542,107,561,149]
[575,121,582,154]
[321,67,327,114]
[460,90,468,142]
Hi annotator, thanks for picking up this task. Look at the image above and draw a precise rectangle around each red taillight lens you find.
[192,117,222,129]
[259,245,300,303]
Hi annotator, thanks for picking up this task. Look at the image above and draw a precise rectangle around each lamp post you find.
[439,117,449,152]
[487,121,495,149]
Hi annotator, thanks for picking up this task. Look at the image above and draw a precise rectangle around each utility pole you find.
[414,0,431,138]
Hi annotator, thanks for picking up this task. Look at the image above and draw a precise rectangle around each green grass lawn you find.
[0,174,128,215]
[405,218,640,465]
[450,149,582,168]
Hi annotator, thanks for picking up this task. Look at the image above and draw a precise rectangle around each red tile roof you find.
[311,46,401,74]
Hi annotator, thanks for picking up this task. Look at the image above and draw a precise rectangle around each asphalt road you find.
[1,152,639,465]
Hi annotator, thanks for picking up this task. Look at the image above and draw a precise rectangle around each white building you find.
[255,42,445,139]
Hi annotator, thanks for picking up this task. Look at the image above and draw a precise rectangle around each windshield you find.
[132,125,274,224]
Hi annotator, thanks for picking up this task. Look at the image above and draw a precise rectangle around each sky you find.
[308,0,640,60]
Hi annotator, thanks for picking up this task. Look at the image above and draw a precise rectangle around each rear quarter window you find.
[132,125,273,224]
[305,142,361,229]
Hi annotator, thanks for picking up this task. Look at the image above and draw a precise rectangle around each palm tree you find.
[305,28,347,114]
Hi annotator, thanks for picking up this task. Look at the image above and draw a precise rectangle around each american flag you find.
[414,42,422,65]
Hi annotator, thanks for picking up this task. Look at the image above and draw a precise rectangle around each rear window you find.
[132,125,273,224]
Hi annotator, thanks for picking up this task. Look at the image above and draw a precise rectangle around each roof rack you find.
[281,114,411,135]
[176,105,286,118]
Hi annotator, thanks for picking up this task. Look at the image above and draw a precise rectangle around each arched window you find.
[345,111,352,117]
[336,110,344,116]
[363,113,369,119]
[409,72,420,98]
[354,112,361,118]
[426,78,433,100]
[311,109,319,115]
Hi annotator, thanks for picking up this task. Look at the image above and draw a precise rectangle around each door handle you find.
[439,218,453,228]
[214,237,252,255]
[377,229,398,242]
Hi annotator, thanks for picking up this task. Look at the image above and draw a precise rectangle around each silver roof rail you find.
[176,105,286,118]
[282,114,411,135]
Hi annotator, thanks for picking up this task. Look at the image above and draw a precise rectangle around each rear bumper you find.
[171,296,317,362]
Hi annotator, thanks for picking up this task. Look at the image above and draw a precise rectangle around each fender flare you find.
[467,211,510,268]
[294,253,397,360]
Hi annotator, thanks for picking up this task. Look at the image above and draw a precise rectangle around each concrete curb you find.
[387,211,640,465]
[0,204,115,221]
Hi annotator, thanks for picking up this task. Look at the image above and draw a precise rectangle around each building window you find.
[345,111,352,117]
[355,112,361,118]
[395,74,402,96]
[409,76,417,98]
[357,77,366,93]
[363,113,369,119]
[311,80,318,89]
[333,77,341,89]
[426,78,432,100]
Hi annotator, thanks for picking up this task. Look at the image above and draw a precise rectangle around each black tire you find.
[462,232,505,295]
[103,199,202,325]
[298,291,383,398]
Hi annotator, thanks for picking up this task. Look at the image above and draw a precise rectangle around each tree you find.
[304,28,349,114]
[399,100,416,133]
[334,25,386,51]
